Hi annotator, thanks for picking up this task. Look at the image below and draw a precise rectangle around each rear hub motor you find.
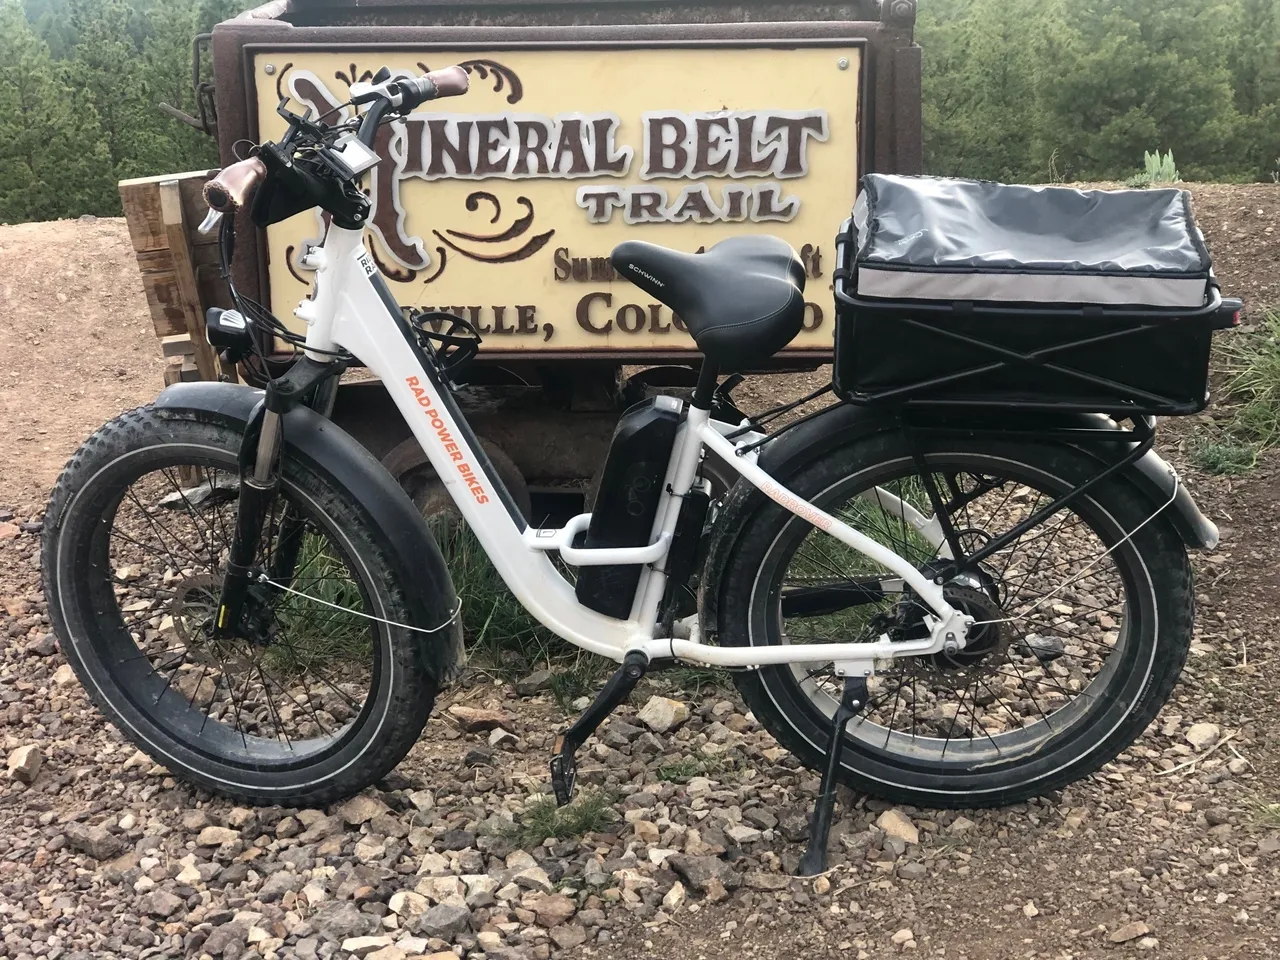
[918,583,1009,676]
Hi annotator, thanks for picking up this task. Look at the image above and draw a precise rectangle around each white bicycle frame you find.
[295,223,973,675]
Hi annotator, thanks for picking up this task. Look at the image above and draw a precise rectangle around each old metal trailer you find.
[120,0,923,520]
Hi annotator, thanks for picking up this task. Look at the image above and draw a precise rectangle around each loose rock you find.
[1109,921,1151,944]
[515,669,553,696]
[668,854,740,892]
[637,696,691,733]
[7,744,41,783]
[414,901,472,939]
[341,935,395,957]
[141,890,184,918]
[1186,723,1221,750]
[65,823,124,860]
[876,808,920,845]
[533,893,577,927]
[196,825,240,846]
[550,924,588,950]
[312,901,381,941]
[448,704,515,732]
[339,794,391,825]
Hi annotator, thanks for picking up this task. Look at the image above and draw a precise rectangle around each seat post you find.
[692,360,720,410]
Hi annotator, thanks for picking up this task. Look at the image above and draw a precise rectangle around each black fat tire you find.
[42,406,439,807]
[717,432,1194,808]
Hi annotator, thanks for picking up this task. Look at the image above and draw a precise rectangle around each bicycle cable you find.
[965,469,1182,629]
[255,571,462,635]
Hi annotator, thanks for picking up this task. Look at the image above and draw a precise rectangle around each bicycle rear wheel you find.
[43,407,445,806]
[716,431,1193,807]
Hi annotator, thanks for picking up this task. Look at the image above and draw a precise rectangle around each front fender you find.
[153,381,464,684]
[698,404,1216,635]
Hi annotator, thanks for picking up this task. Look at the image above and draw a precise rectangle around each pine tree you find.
[919,0,1066,181]
[1028,0,1243,181]
[69,0,148,176]
[24,0,77,58]
[138,0,219,173]
[0,0,116,222]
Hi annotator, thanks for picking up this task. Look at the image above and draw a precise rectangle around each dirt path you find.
[0,217,165,514]
[1,190,1280,960]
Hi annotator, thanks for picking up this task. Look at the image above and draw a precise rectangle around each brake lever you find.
[198,208,224,235]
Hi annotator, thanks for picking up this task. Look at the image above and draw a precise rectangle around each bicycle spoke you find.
[775,451,1134,764]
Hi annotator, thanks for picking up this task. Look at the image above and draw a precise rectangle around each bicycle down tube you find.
[302,223,970,670]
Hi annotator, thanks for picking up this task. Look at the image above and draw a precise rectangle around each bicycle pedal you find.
[549,741,577,807]
[547,742,578,808]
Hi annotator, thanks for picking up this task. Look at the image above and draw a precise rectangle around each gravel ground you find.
[3,198,1280,960]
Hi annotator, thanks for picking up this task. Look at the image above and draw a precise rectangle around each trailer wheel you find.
[382,436,531,521]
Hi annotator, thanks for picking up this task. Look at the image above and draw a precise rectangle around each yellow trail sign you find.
[255,44,861,356]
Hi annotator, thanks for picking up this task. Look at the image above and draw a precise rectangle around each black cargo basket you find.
[831,178,1236,415]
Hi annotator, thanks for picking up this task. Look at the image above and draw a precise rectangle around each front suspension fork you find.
[214,407,283,639]
[213,357,341,640]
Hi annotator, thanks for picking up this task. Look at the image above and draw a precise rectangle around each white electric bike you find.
[43,65,1230,873]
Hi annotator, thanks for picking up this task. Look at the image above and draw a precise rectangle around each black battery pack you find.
[575,397,682,618]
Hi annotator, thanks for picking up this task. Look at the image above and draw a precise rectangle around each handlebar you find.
[205,65,471,217]
[356,65,470,148]
[398,65,470,109]
[204,157,267,214]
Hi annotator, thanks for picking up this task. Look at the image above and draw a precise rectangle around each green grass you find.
[1190,441,1258,476]
[661,666,727,694]
[428,518,575,677]
[1194,310,1280,474]
[512,789,619,846]
[267,532,372,673]
[547,659,612,709]
[1247,795,1280,829]
[426,519,735,701]
[1220,311,1280,448]
[656,753,733,783]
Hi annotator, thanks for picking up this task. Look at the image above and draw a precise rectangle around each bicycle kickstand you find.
[796,674,869,877]
[549,650,649,806]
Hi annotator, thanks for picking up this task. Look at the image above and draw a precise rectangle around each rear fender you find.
[698,405,1215,635]
[153,382,464,684]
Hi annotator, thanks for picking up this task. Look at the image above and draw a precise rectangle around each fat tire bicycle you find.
[42,65,1236,874]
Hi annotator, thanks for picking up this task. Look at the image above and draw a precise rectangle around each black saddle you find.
[611,235,806,371]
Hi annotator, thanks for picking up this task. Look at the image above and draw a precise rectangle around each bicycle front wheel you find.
[716,431,1194,808]
[43,407,446,806]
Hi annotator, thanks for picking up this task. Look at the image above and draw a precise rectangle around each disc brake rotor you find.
[170,574,260,670]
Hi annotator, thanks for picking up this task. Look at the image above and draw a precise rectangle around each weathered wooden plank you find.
[139,264,230,340]
[140,272,189,338]
[160,334,195,358]
[119,170,218,253]
[160,179,219,381]
[120,180,165,254]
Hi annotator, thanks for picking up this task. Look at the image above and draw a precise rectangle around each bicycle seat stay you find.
[611,235,806,370]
